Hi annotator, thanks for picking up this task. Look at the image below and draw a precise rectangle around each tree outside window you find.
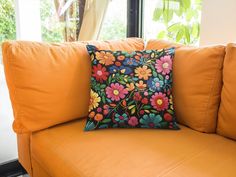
[145,0,202,45]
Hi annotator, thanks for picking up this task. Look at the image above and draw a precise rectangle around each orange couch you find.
[2,38,236,177]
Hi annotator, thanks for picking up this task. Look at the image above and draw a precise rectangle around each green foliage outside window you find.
[99,20,126,41]
[153,0,202,45]
[40,0,64,42]
[0,0,16,43]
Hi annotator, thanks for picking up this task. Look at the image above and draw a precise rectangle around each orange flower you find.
[135,80,147,90]
[94,113,103,121]
[126,83,135,91]
[135,65,152,80]
[88,111,95,118]
[134,55,140,60]
[95,51,115,65]
[117,55,125,61]
[115,61,121,66]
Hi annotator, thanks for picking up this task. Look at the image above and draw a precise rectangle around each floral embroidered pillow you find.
[85,45,179,131]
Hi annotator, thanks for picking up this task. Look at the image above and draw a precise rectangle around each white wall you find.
[0,66,17,163]
[200,0,236,46]
[15,0,41,41]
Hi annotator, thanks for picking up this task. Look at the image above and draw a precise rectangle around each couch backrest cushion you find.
[217,43,236,140]
[146,40,225,133]
[2,38,144,133]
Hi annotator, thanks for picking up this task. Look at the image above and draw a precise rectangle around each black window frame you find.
[127,0,143,38]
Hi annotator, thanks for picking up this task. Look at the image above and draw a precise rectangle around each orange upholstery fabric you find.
[17,133,33,176]
[31,119,236,177]
[217,43,236,140]
[146,40,225,132]
[32,158,52,177]
[2,38,144,133]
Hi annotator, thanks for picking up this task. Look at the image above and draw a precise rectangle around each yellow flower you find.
[135,80,147,90]
[126,83,135,91]
[169,95,173,110]
[169,95,173,104]
[89,90,101,111]
[95,51,115,66]
[135,65,152,80]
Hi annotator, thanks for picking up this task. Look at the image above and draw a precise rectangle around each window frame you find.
[127,0,144,38]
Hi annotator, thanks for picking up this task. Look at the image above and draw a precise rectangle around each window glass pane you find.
[99,0,127,40]
[40,0,80,42]
[144,0,202,45]
[0,0,16,43]
[40,0,64,42]
[0,0,16,63]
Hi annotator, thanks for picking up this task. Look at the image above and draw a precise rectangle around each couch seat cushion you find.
[31,119,236,177]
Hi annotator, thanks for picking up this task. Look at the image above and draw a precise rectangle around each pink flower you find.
[155,55,172,75]
[97,107,102,112]
[106,83,128,101]
[128,116,138,126]
[150,92,169,111]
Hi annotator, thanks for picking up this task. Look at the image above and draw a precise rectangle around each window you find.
[0,0,16,63]
[98,0,127,40]
[40,0,64,42]
[0,0,16,43]
[40,0,80,42]
[144,0,202,45]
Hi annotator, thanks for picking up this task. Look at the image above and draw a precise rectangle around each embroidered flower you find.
[135,65,152,80]
[109,65,132,74]
[120,66,132,74]
[117,55,125,61]
[92,64,109,82]
[141,98,148,104]
[133,92,142,101]
[164,113,173,122]
[150,92,169,111]
[106,83,128,101]
[115,113,128,123]
[123,58,138,66]
[88,111,95,118]
[115,61,121,66]
[135,80,147,90]
[94,113,103,121]
[103,105,109,115]
[155,55,172,75]
[147,77,164,92]
[128,116,138,126]
[126,83,135,91]
[140,113,162,128]
[96,51,115,65]
[89,90,101,111]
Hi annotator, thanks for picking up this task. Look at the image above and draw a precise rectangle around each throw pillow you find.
[85,45,179,131]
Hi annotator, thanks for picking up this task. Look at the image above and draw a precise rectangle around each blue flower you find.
[147,77,164,92]
[115,113,128,123]
[123,58,139,66]
[140,113,162,128]
[120,66,132,74]
[109,66,120,73]
[109,65,132,74]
